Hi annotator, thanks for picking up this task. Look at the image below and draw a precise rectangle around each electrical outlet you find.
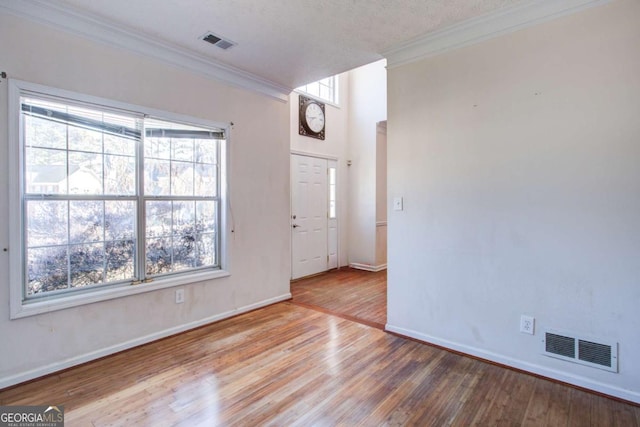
[393,197,403,211]
[175,289,185,304]
[520,315,534,334]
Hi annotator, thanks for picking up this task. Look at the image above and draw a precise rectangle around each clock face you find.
[305,103,325,133]
[299,95,325,140]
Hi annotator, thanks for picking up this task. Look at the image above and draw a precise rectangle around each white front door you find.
[291,154,328,279]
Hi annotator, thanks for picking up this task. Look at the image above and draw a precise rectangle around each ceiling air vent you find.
[542,329,618,372]
[202,32,235,50]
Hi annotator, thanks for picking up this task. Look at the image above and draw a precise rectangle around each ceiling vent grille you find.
[202,32,235,50]
[542,329,617,372]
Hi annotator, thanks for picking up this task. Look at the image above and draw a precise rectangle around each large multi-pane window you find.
[13,83,226,313]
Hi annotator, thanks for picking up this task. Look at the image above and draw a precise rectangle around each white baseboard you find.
[349,262,387,272]
[0,293,292,390]
[385,323,640,404]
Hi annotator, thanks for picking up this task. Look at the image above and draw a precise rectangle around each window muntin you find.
[20,93,224,302]
[297,75,338,105]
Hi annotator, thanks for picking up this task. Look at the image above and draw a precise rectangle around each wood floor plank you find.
[522,379,555,426]
[567,386,592,426]
[1,302,638,426]
[544,382,572,426]
[291,267,387,328]
[592,388,617,427]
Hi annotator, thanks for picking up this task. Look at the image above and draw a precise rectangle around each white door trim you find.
[290,149,338,161]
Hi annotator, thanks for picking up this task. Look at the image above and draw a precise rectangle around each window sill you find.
[10,269,230,319]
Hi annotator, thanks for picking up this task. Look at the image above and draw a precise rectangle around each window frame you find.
[295,75,339,107]
[9,80,230,319]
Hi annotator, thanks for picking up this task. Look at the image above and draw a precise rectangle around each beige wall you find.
[387,0,640,402]
[0,13,291,386]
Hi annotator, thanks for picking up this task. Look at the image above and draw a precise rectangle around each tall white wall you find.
[348,60,387,268]
[387,0,640,403]
[290,73,350,268]
[0,13,291,387]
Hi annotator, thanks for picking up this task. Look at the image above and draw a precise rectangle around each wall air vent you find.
[542,329,617,372]
[202,32,236,50]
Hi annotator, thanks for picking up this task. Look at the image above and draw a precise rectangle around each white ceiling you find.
[47,0,524,88]
[1,0,607,99]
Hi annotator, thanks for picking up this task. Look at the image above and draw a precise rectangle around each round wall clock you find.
[299,95,325,140]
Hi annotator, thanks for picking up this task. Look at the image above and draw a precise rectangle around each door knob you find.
[292,224,300,228]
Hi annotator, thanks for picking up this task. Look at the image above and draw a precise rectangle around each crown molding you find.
[382,0,611,69]
[0,0,291,101]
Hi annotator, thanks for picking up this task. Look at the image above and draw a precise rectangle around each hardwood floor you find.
[291,267,387,329]
[1,302,638,426]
